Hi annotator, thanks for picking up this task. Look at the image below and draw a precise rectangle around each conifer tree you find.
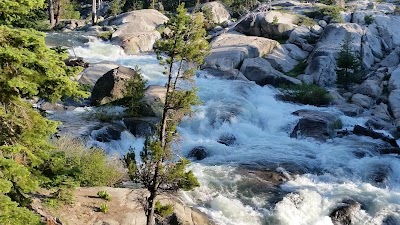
[125,4,210,225]
[335,33,364,89]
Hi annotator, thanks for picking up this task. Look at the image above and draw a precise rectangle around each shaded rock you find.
[297,74,313,84]
[78,64,119,90]
[204,32,279,71]
[282,43,309,61]
[389,65,400,92]
[122,117,158,137]
[217,133,236,146]
[351,93,374,108]
[364,27,383,59]
[200,1,231,24]
[355,80,382,99]
[203,68,249,81]
[236,11,299,38]
[142,85,167,118]
[352,125,399,147]
[388,89,400,130]
[380,50,400,68]
[373,15,400,50]
[91,66,140,105]
[383,215,400,225]
[329,199,361,225]
[288,26,311,44]
[188,146,208,160]
[65,57,89,68]
[377,148,400,155]
[306,23,364,86]
[265,45,299,72]
[335,103,364,117]
[290,109,342,141]
[240,57,301,86]
[92,124,125,142]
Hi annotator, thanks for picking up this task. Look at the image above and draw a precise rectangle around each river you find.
[60,37,400,225]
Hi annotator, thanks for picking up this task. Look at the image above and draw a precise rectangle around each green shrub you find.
[97,31,113,41]
[272,16,279,25]
[42,137,125,188]
[318,6,344,22]
[99,203,109,213]
[155,201,174,218]
[286,60,308,77]
[118,66,147,116]
[297,15,317,27]
[97,190,111,201]
[364,15,374,24]
[279,84,332,106]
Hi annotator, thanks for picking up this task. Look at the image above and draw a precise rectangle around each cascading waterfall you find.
[64,38,400,225]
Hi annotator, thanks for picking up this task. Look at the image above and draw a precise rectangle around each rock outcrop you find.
[200,1,231,24]
[101,9,168,54]
[290,110,343,141]
[91,66,140,105]
[204,31,279,71]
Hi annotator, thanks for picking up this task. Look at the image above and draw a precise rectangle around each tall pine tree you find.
[125,4,210,225]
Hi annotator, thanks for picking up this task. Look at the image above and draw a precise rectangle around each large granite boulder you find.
[240,57,301,86]
[265,45,299,72]
[102,9,168,54]
[389,65,400,92]
[91,66,140,105]
[388,89,400,130]
[200,1,231,24]
[372,15,400,50]
[355,79,382,99]
[78,64,119,90]
[236,11,299,38]
[305,23,364,87]
[204,32,279,71]
[351,93,374,108]
[290,109,342,141]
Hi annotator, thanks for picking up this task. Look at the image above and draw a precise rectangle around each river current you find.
[64,38,400,225]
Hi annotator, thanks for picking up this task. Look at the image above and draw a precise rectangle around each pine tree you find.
[335,33,364,90]
[0,11,88,223]
[125,4,210,225]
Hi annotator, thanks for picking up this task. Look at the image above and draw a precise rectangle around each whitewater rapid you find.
[66,39,400,225]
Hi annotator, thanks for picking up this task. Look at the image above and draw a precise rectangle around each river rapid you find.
[63,38,400,225]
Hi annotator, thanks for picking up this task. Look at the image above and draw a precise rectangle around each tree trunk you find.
[92,0,97,24]
[48,0,55,29]
[55,0,61,26]
[146,190,157,225]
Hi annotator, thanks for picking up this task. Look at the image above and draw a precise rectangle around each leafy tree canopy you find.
[0,0,45,25]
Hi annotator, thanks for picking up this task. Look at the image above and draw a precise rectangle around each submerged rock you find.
[329,199,362,225]
[188,146,208,160]
[290,110,342,141]
[122,117,158,137]
[217,133,237,146]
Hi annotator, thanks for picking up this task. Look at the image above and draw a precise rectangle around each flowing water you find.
[59,37,400,225]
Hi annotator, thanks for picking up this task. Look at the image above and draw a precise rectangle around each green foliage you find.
[99,203,109,213]
[110,0,126,16]
[132,5,209,224]
[97,190,111,201]
[335,33,364,89]
[286,60,308,77]
[0,26,88,103]
[124,66,147,116]
[297,15,317,27]
[97,31,113,41]
[318,6,344,22]
[42,137,125,188]
[59,0,81,19]
[221,0,258,16]
[272,16,279,25]
[0,0,45,26]
[155,201,174,218]
[364,15,374,25]
[279,84,332,106]
[0,195,41,225]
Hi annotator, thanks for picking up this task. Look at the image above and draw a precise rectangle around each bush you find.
[364,15,374,24]
[99,203,109,213]
[286,60,308,77]
[272,16,279,25]
[155,201,174,218]
[297,15,317,27]
[121,66,147,116]
[97,190,111,201]
[42,137,125,188]
[279,84,332,106]
[318,6,344,22]
[97,31,113,41]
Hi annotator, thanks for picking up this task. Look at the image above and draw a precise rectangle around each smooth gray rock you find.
[351,93,374,108]
[388,89,400,129]
[356,80,382,99]
[200,1,231,24]
[265,45,298,72]
[240,57,301,86]
[389,65,400,92]
[282,43,309,61]
[335,103,364,117]
[380,51,399,68]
